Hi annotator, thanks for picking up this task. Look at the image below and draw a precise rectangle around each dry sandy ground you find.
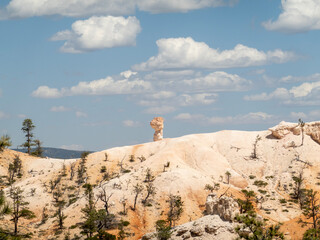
[0,122,319,239]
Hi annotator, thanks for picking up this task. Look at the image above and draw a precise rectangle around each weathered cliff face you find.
[269,121,320,144]
[205,193,239,221]
[150,117,164,141]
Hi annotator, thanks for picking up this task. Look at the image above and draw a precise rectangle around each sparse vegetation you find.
[253,180,268,188]
[167,194,184,228]
[0,134,12,152]
[225,171,231,184]
[21,118,35,155]
[299,118,305,146]
[9,186,35,235]
[251,135,261,159]
[155,220,172,240]
[77,152,89,185]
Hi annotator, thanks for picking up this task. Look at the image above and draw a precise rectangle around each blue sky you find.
[1,0,320,151]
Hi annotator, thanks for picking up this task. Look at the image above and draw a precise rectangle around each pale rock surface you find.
[141,215,236,240]
[150,117,164,141]
[205,193,239,221]
[269,121,320,144]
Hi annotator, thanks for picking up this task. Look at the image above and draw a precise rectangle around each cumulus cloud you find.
[31,86,63,98]
[122,120,140,127]
[137,0,236,13]
[133,37,296,71]
[280,73,320,83]
[32,74,152,98]
[244,88,290,101]
[51,16,141,53]
[174,113,204,120]
[50,106,70,112]
[177,71,251,92]
[177,93,217,106]
[0,0,235,19]
[244,80,320,106]
[263,0,320,33]
[290,81,320,97]
[32,70,250,99]
[174,112,276,125]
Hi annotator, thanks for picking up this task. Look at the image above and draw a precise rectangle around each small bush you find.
[100,166,107,173]
[279,199,287,204]
[253,180,268,188]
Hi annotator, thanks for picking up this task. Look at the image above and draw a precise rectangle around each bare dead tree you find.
[98,185,113,215]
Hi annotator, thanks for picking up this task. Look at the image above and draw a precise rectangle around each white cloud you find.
[137,0,236,13]
[76,111,87,118]
[50,106,70,112]
[174,113,204,120]
[177,93,217,106]
[31,86,63,98]
[289,81,320,97]
[0,0,235,19]
[1,0,136,18]
[280,73,320,83]
[51,16,141,53]
[69,77,151,96]
[174,112,276,125]
[32,75,152,98]
[122,120,140,127]
[144,106,176,114]
[244,88,290,101]
[133,37,296,71]
[145,91,176,100]
[263,0,320,33]
[60,144,84,151]
[32,70,249,100]
[244,79,320,106]
[178,71,251,92]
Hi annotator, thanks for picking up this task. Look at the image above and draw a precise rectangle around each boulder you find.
[269,121,320,144]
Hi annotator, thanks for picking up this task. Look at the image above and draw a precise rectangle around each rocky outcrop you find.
[269,121,320,144]
[141,215,236,240]
[150,117,164,141]
[205,193,239,221]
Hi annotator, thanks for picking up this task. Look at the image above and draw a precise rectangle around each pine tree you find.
[9,187,35,235]
[80,184,98,238]
[21,119,35,154]
[31,139,43,157]
[167,194,183,228]
[53,187,66,230]
[77,152,89,185]
[0,135,12,152]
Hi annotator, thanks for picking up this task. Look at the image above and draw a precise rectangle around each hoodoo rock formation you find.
[205,193,239,221]
[150,117,164,141]
[269,121,320,144]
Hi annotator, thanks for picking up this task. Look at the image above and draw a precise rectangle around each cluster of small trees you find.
[0,118,43,157]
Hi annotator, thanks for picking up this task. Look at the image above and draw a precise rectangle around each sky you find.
[1,0,320,151]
